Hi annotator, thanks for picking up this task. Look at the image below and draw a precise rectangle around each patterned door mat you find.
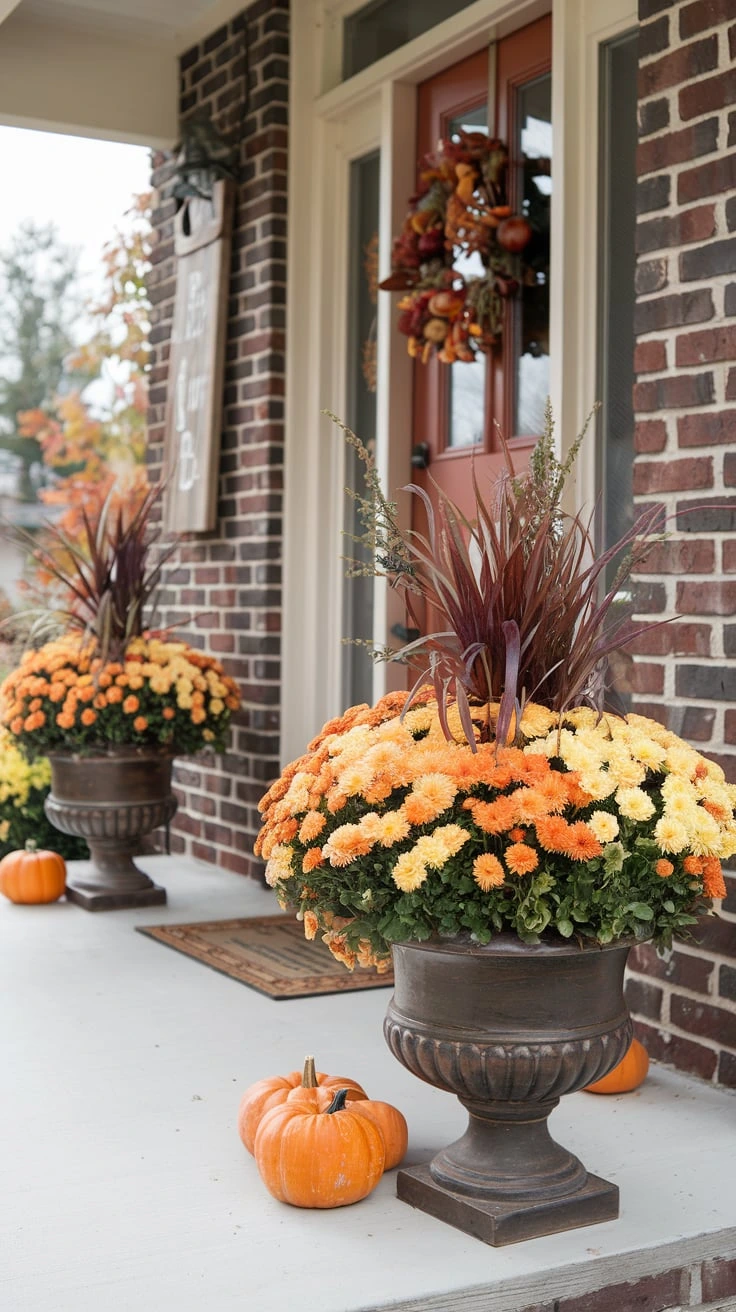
[136,914,394,999]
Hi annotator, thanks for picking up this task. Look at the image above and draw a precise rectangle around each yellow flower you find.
[264,844,294,887]
[615,787,656,821]
[520,702,557,739]
[209,698,225,716]
[392,850,429,892]
[654,816,689,854]
[376,811,411,846]
[578,771,617,801]
[413,834,453,869]
[588,811,620,843]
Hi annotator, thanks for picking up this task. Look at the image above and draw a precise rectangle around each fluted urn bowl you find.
[384,933,633,1245]
[44,747,177,910]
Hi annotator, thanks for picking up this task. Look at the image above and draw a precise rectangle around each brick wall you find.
[628,0,736,1087]
[146,0,288,877]
[511,1254,736,1312]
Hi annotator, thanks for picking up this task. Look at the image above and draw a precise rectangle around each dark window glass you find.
[342,150,380,707]
[597,30,638,705]
[513,73,551,437]
[598,30,637,565]
[343,0,477,80]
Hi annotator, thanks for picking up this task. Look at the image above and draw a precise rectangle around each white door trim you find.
[283,0,637,766]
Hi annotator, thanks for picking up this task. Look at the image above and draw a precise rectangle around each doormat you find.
[136,914,394,999]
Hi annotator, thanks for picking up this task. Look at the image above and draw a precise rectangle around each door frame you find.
[282,0,637,766]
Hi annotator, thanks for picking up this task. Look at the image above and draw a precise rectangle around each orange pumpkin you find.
[237,1056,368,1154]
[584,1038,650,1094]
[0,842,66,905]
[349,1098,408,1170]
[254,1088,385,1208]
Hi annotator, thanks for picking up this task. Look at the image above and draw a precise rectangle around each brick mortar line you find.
[630,1010,736,1056]
[629,970,736,1012]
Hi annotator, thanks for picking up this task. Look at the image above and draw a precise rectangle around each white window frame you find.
[282,0,637,765]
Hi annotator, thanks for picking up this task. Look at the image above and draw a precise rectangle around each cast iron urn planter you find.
[384,933,633,1245]
[44,748,177,910]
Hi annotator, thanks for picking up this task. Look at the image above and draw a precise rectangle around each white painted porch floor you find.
[1,854,735,1312]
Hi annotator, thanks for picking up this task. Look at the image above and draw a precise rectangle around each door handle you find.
[411,442,430,469]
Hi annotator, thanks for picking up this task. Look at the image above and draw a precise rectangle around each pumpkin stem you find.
[325,1088,350,1115]
[302,1055,318,1088]
[24,840,38,853]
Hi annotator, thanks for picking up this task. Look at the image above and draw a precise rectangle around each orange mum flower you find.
[97,672,112,688]
[703,799,729,823]
[302,847,325,873]
[558,822,603,862]
[80,708,97,727]
[509,827,527,842]
[303,909,319,939]
[133,716,148,733]
[123,695,139,714]
[512,788,553,825]
[94,693,107,710]
[323,824,372,867]
[655,859,674,878]
[702,857,726,899]
[473,853,505,890]
[299,810,326,843]
[505,843,539,876]
[465,794,517,834]
[683,855,704,875]
[162,706,175,719]
[535,815,573,852]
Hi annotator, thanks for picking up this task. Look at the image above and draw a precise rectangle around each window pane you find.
[514,74,552,437]
[342,150,380,707]
[344,0,477,80]
[446,105,488,449]
[597,31,638,707]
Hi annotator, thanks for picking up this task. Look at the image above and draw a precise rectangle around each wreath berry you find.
[379,130,533,365]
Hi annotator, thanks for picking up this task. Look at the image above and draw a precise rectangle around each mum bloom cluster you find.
[256,691,733,970]
[0,729,52,845]
[0,634,240,757]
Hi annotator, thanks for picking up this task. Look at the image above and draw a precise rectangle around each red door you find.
[412,17,552,525]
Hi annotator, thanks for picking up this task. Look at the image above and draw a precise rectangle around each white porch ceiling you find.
[0,0,245,143]
[11,0,221,46]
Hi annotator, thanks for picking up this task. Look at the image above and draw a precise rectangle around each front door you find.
[411,16,552,526]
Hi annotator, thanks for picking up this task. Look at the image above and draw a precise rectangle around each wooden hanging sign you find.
[163,179,234,534]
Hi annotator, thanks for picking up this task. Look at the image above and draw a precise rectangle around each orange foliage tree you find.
[18,193,153,574]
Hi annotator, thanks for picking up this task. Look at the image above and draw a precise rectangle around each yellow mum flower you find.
[588,811,620,843]
[615,788,656,821]
[264,844,294,887]
[654,816,689,854]
[209,698,225,716]
[392,850,429,892]
[520,702,557,739]
[376,811,411,846]
[578,771,617,801]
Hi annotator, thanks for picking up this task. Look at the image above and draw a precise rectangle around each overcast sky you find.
[0,125,152,298]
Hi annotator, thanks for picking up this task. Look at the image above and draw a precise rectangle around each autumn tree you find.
[0,222,80,500]
[18,192,153,550]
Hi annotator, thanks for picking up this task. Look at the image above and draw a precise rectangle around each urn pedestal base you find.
[65,877,167,912]
[385,934,633,1246]
[45,750,176,912]
[397,1163,619,1246]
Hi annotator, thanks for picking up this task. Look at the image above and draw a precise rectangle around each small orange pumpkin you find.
[0,842,66,905]
[584,1038,650,1095]
[254,1087,385,1208]
[349,1099,408,1170]
[237,1056,368,1154]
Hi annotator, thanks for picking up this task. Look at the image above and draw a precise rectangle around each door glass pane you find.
[513,74,552,436]
[342,150,380,708]
[598,32,638,709]
[446,105,488,449]
[344,0,477,80]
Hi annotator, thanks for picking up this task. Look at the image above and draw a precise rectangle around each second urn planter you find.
[45,748,177,910]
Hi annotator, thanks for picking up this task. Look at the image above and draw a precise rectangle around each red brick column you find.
[628,0,736,1086]
[146,0,288,877]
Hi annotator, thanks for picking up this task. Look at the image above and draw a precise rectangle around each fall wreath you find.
[379,130,534,364]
